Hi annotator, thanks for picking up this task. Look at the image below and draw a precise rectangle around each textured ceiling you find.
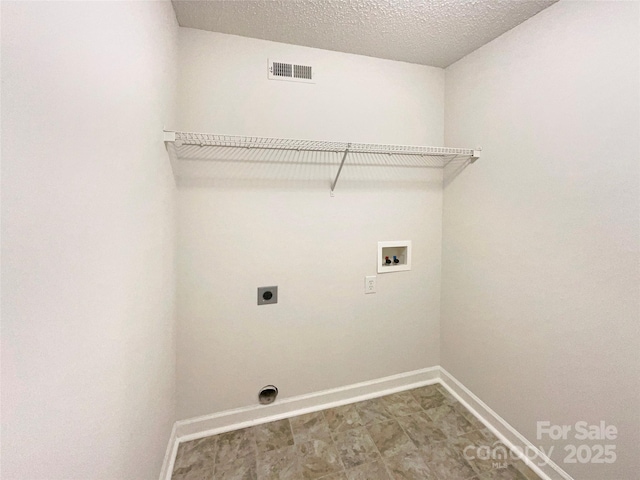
[171,0,558,68]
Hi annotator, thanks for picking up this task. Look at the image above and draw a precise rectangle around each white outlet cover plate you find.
[365,275,376,294]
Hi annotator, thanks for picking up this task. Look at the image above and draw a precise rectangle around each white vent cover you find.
[268,59,314,83]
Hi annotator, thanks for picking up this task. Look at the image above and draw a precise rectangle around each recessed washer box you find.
[378,241,411,273]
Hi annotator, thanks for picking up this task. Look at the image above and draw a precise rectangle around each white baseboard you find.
[438,367,573,480]
[176,367,440,440]
[159,366,573,480]
[159,367,439,480]
[159,422,177,480]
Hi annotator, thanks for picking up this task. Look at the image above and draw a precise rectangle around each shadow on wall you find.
[167,144,469,191]
[443,157,473,188]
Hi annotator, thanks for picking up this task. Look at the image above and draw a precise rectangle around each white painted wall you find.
[1,2,178,479]
[442,2,639,479]
[175,29,445,419]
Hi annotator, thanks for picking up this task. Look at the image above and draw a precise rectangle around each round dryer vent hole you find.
[258,385,278,405]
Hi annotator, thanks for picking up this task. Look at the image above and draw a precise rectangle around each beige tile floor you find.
[171,383,542,480]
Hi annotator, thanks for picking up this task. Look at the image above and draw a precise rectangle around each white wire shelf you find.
[163,131,481,193]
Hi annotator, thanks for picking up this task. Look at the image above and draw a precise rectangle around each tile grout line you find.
[284,415,302,479]
[404,386,449,480]
[322,407,348,476]
[407,384,490,480]
[361,413,395,480]
[349,397,394,479]
[377,393,425,480]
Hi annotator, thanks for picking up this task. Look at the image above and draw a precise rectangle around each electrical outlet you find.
[257,286,278,305]
[365,276,376,294]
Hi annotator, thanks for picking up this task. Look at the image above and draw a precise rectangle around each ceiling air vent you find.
[268,59,314,84]
[293,64,312,80]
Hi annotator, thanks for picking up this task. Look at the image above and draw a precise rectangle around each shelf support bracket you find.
[163,130,176,143]
[330,145,350,197]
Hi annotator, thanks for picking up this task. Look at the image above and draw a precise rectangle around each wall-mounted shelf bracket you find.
[330,144,351,197]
